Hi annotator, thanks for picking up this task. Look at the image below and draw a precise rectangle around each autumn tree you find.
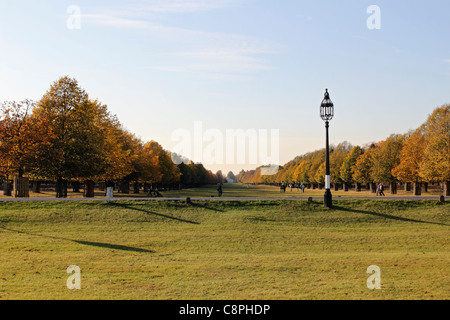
[314,162,325,188]
[419,105,450,195]
[95,119,134,187]
[329,142,352,190]
[353,144,377,193]
[340,146,364,191]
[308,149,326,187]
[145,141,180,187]
[0,100,49,196]
[216,170,225,183]
[370,134,405,194]
[178,162,192,187]
[392,129,426,195]
[226,171,236,182]
[33,77,112,197]
[293,161,312,185]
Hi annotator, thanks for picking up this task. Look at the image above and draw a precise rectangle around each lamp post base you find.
[324,189,333,208]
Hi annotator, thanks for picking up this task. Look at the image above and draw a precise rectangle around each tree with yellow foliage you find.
[0,100,50,196]
[392,129,426,195]
[33,77,117,197]
[352,144,377,193]
[419,105,450,195]
[340,146,364,191]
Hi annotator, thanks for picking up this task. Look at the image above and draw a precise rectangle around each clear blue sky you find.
[1,0,449,174]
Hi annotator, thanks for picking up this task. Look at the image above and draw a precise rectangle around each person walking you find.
[378,183,385,196]
[217,183,223,197]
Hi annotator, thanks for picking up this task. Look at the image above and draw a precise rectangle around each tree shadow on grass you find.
[111,202,200,225]
[0,226,155,253]
[70,240,154,253]
[332,206,449,227]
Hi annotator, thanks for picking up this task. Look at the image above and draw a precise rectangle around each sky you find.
[0,0,449,174]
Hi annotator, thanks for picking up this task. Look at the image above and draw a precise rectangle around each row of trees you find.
[236,104,450,196]
[0,76,222,197]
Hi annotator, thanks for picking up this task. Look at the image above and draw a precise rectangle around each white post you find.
[325,175,331,190]
[106,187,114,203]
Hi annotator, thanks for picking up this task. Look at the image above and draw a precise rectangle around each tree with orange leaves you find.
[0,100,50,196]
[392,129,426,195]
[419,104,450,195]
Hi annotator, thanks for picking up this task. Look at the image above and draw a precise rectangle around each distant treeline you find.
[0,76,222,198]
[236,104,450,196]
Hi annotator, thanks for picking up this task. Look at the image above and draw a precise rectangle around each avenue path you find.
[0,196,444,202]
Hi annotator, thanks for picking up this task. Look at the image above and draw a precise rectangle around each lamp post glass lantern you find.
[320,89,334,208]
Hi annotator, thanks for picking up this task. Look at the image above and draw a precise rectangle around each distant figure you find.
[378,183,385,196]
[147,185,154,197]
[301,182,305,193]
[217,183,223,197]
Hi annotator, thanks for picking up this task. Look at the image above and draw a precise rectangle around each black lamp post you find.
[320,89,334,208]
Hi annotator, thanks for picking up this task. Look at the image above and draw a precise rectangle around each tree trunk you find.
[390,182,397,195]
[31,181,41,193]
[3,175,12,196]
[444,181,450,196]
[355,182,361,192]
[413,182,422,196]
[334,183,339,191]
[56,178,68,198]
[422,182,428,193]
[84,180,95,198]
[133,182,140,194]
[343,183,349,192]
[369,182,376,193]
[404,182,411,192]
[72,181,81,193]
[13,177,30,198]
[120,181,130,194]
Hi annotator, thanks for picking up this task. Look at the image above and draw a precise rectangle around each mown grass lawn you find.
[0,183,444,199]
[0,199,448,300]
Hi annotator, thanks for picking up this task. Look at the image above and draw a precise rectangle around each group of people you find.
[279,181,386,196]
[376,183,385,196]
[147,186,163,197]
[280,182,306,193]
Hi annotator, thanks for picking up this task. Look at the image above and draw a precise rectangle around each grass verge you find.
[0,199,448,300]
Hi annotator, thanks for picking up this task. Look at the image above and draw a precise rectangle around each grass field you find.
[0,198,448,300]
[0,183,445,199]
